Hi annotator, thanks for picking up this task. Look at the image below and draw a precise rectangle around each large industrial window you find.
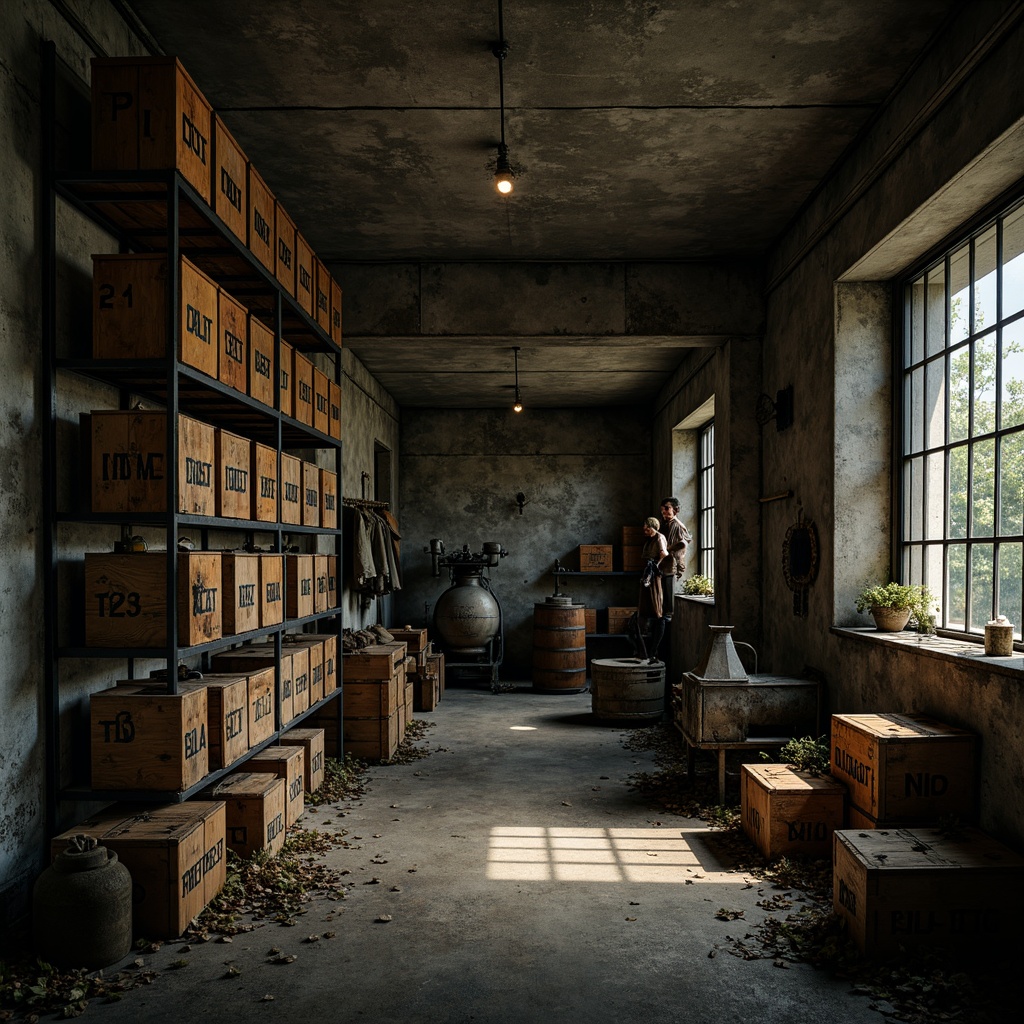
[899,195,1024,640]
[698,420,715,582]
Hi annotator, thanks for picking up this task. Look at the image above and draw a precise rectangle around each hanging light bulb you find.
[493,2,514,196]
[512,346,523,412]
[495,143,514,195]
[513,387,523,413]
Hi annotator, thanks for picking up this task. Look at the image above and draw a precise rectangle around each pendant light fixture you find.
[512,346,523,412]
[493,0,514,195]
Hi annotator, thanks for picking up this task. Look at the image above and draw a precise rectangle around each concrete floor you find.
[90,687,882,1024]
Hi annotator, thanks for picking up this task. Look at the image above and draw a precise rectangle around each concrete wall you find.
[394,407,650,680]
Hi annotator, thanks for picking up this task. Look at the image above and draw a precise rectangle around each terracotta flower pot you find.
[870,606,911,632]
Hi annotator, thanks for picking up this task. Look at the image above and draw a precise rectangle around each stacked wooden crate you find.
[342,641,407,760]
[390,627,441,713]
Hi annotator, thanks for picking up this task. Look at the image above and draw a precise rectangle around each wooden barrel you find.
[591,658,665,720]
[532,599,587,693]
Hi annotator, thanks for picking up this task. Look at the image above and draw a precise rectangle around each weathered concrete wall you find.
[394,408,650,679]
[759,3,1024,845]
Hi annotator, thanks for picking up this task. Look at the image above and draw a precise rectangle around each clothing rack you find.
[343,497,391,510]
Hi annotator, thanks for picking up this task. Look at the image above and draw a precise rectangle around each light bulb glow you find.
[496,175,513,194]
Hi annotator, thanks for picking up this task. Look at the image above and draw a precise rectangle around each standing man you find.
[659,497,692,634]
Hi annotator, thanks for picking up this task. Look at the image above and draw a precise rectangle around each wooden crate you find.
[88,409,215,516]
[260,554,285,627]
[320,469,338,529]
[246,665,276,747]
[622,545,644,572]
[290,644,311,716]
[252,442,278,522]
[344,713,400,762]
[425,650,445,696]
[178,673,249,770]
[621,525,644,547]
[92,253,218,379]
[403,678,414,736]
[294,232,315,317]
[414,667,439,712]
[288,636,325,706]
[84,551,222,648]
[327,555,339,609]
[247,164,275,274]
[344,642,406,680]
[313,554,329,614]
[330,278,343,346]
[285,554,314,619]
[221,553,260,635]
[314,258,332,333]
[302,460,320,527]
[388,627,429,662]
[248,314,275,407]
[280,452,303,525]
[305,633,338,695]
[91,56,212,203]
[274,202,296,296]
[328,380,342,440]
[51,801,226,939]
[293,350,314,426]
[246,745,304,826]
[217,288,248,393]
[833,826,1024,956]
[584,608,597,634]
[90,683,208,791]
[212,115,246,243]
[278,340,293,418]
[579,544,613,572]
[215,428,251,520]
[344,673,402,719]
[313,367,330,435]
[210,645,294,728]
[279,727,326,794]
[606,606,634,634]
[308,703,342,758]
[209,772,285,859]
[740,763,846,860]
[831,713,978,825]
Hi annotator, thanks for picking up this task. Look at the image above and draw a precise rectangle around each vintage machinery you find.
[426,539,508,689]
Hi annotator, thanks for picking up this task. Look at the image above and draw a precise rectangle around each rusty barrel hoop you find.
[591,658,665,720]
[532,599,587,694]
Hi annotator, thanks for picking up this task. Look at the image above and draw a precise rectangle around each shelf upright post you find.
[273,287,284,734]
[165,172,181,693]
[40,41,60,837]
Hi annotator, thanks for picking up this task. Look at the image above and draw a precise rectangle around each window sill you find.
[680,594,715,604]
[831,626,1024,679]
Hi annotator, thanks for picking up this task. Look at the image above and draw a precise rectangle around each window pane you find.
[926,263,947,356]
[1001,319,1024,430]
[903,460,913,540]
[1003,204,1024,319]
[948,445,968,538]
[908,277,925,365]
[949,245,970,344]
[910,366,924,452]
[925,357,945,448]
[925,544,944,612]
[908,543,922,583]
[909,456,923,541]
[970,544,994,631]
[975,225,997,333]
[998,542,1022,639]
[947,543,967,629]
[948,347,970,443]
[973,332,997,435]
[999,430,1024,536]
[973,438,995,537]
[924,452,944,539]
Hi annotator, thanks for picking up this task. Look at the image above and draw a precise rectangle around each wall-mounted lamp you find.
[492,1,514,195]
[515,491,528,515]
[512,345,523,412]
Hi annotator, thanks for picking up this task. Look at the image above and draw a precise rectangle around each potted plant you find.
[682,573,714,597]
[855,581,937,633]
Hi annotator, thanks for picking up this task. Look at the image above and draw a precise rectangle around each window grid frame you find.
[698,420,715,583]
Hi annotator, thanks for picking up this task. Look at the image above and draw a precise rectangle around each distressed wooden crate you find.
[344,713,400,762]
[328,380,342,440]
[285,554,314,619]
[210,644,294,728]
[278,339,293,418]
[215,428,251,520]
[246,665,276,748]
[314,258,332,333]
[584,608,597,634]
[245,744,305,826]
[247,164,275,274]
[414,668,439,712]
[92,253,217,378]
[217,287,248,393]
[87,409,215,516]
[221,553,260,635]
[280,453,303,525]
[313,555,329,614]
[294,232,315,317]
[320,469,338,529]
[90,683,208,791]
[740,763,846,860]
[388,627,429,661]
[209,772,285,859]
[279,727,325,794]
[425,650,445,696]
[252,442,278,522]
[621,545,644,572]
[305,633,338,695]
[343,642,406,681]
[260,554,285,627]
[51,801,226,939]
[606,606,634,635]
[293,350,314,427]
[302,460,320,528]
[330,278,343,346]
[84,552,221,648]
[91,56,212,202]
[178,673,249,770]
[248,314,275,407]
[313,367,330,435]
[288,636,324,706]
[831,713,978,825]
[344,673,402,720]
[212,114,246,243]
[621,525,644,547]
[579,544,613,572]
[289,643,311,717]
[274,202,296,296]
[833,826,1024,956]
[327,555,338,610]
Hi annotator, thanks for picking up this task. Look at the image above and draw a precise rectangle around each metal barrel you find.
[591,658,665,720]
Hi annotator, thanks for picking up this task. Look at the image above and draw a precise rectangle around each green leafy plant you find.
[769,735,831,776]
[854,581,938,632]
[682,573,714,596]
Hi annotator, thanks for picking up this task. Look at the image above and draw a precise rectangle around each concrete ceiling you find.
[121,0,959,408]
